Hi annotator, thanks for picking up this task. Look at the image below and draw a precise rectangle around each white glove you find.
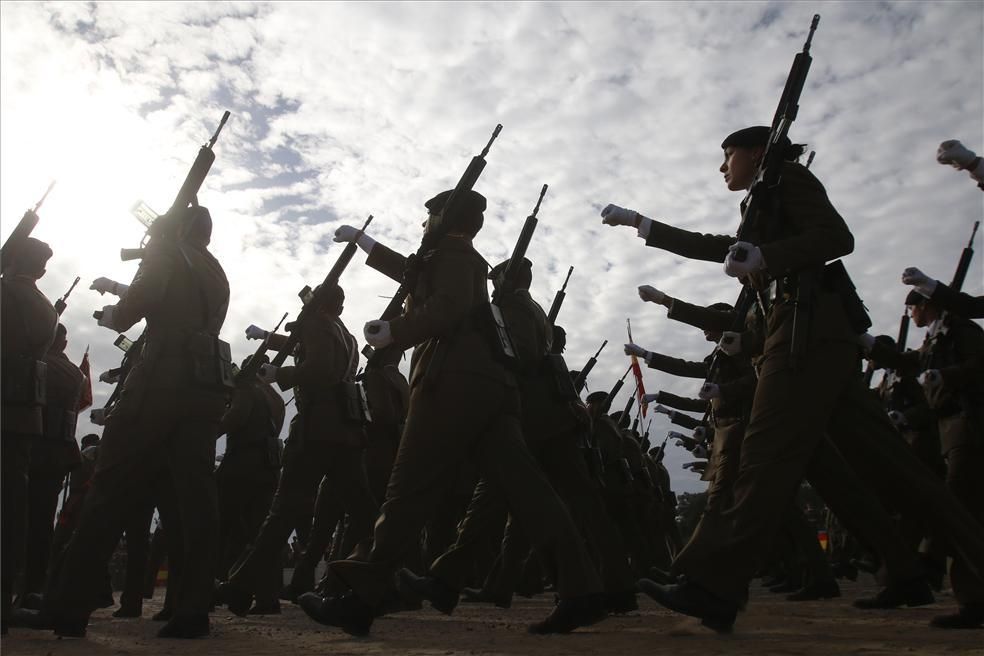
[857,333,876,354]
[693,426,707,441]
[667,431,686,442]
[718,332,742,356]
[364,320,393,348]
[901,267,938,298]
[90,277,127,296]
[638,285,666,305]
[937,140,977,169]
[600,203,638,227]
[920,369,943,394]
[641,393,660,404]
[90,408,107,426]
[258,363,279,385]
[699,383,720,400]
[724,241,766,278]
[652,404,670,415]
[624,343,648,358]
[95,305,117,329]
[245,324,269,341]
[692,444,709,459]
[682,462,700,472]
[334,224,376,253]
[98,370,120,384]
[887,410,907,429]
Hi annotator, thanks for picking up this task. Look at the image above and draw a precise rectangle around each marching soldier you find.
[42,206,232,639]
[1,237,58,633]
[300,190,606,636]
[221,283,378,616]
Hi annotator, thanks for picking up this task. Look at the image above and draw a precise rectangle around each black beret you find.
[585,390,609,405]
[874,334,896,349]
[488,257,532,281]
[722,126,803,160]
[706,301,734,312]
[17,237,54,268]
[905,290,928,306]
[425,189,487,216]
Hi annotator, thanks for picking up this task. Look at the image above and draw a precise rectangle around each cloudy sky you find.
[2,1,982,493]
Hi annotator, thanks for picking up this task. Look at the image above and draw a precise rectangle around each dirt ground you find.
[3,579,982,656]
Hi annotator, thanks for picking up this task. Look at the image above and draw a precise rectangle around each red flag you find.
[627,319,648,417]
[77,347,93,411]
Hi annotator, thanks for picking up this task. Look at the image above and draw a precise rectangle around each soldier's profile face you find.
[720,146,761,191]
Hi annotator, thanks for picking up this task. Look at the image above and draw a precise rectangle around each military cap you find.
[488,257,532,283]
[425,189,487,217]
[706,301,734,312]
[905,290,928,306]
[14,237,54,270]
[585,390,609,405]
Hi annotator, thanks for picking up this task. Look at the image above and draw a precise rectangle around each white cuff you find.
[357,234,377,254]
[637,217,653,240]
[915,278,938,299]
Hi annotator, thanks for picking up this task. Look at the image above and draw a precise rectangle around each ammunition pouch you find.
[543,354,579,402]
[1,357,47,406]
[42,406,78,442]
[188,333,236,391]
[822,260,872,334]
[338,381,372,424]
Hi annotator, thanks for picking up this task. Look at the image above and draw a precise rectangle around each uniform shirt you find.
[643,162,857,355]
[366,236,513,390]
[220,379,286,451]
[106,239,229,397]
[1,274,58,434]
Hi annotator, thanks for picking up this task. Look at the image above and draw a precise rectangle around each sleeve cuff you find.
[637,217,653,239]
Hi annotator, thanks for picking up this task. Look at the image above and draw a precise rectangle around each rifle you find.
[367,125,502,365]
[924,220,979,346]
[546,266,573,324]
[120,111,231,261]
[573,340,607,394]
[54,276,80,316]
[270,215,374,368]
[236,312,288,383]
[491,184,547,304]
[96,111,231,416]
[706,15,820,382]
[1,181,56,265]
[601,365,632,414]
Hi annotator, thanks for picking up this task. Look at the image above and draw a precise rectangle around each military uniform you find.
[638,161,984,615]
[44,229,231,632]
[327,237,602,615]
[216,376,285,603]
[21,345,84,599]
[225,310,377,611]
[871,312,984,616]
[1,272,58,628]
[431,286,633,605]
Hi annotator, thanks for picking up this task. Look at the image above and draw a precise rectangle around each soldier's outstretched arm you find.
[601,203,735,262]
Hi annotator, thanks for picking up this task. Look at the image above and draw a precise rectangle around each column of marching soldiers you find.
[4,24,984,642]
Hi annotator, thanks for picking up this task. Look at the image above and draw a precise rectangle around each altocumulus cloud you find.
[2,1,981,492]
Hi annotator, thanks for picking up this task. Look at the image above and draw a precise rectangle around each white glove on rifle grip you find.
[258,364,279,385]
[364,320,393,348]
[718,332,742,356]
[724,241,766,278]
[95,305,117,330]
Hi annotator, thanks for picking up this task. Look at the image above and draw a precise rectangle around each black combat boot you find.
[637,578,738,634]
[297,591,374,637]
[157,613,209,639]
[527,593,607,634]
[396,569,458,615]
[853,577,934,609]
